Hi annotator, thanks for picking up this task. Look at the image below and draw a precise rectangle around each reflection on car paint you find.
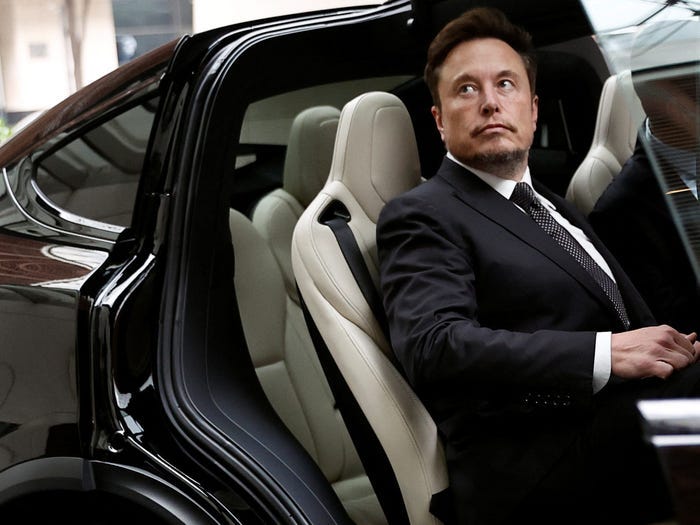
[0,284,79,469]
[0,233,106,287]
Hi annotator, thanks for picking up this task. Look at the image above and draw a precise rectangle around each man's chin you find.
[463,149,529,178]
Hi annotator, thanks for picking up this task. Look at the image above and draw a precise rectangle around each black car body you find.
[0,0,696,523]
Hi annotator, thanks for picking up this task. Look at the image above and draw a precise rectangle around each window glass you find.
[33,96,158,229]
[580,1,700,279]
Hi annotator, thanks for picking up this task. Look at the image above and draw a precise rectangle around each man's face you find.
[431,38,539,179]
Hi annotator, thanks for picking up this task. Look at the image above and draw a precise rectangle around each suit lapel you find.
[436,158,627,328]
[537,181,655,327]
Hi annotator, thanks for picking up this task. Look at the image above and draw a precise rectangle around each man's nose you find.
[480,87,500,115]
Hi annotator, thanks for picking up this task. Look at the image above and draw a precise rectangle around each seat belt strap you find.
[322,214,390,341]
[298,291,410,525]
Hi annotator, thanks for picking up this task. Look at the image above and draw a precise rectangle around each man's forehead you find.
[439,39,529,78]
[446,37,520,58]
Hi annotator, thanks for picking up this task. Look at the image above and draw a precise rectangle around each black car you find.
[0,0,696,523]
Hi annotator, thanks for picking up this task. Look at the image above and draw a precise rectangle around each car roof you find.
[410,0,592,46]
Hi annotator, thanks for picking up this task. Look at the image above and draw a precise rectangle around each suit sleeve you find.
[377,191,596,403]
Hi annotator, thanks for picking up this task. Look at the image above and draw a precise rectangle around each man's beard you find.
[464,148,529,179]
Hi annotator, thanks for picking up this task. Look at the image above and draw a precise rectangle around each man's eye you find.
[459,85,476,94]
[499,79,515,89]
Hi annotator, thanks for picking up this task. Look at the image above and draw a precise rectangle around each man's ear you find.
[531,94,539,132]
[431,105,445,142]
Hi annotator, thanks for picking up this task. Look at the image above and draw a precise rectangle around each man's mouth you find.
[472,123,514,137]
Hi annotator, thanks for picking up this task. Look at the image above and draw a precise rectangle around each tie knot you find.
[510,182,537,210]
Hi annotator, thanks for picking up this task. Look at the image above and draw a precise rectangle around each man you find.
[377,8,700,525]
[590,19,700,335]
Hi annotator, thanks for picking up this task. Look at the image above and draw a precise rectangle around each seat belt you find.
[320,204,453,525]
[320,203,390,341]
[308,201,412,525]
[298,291,410,525]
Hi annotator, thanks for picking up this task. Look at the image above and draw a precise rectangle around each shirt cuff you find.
[593,332,612,394]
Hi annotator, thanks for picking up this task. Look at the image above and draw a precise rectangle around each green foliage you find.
[0,117,11,142]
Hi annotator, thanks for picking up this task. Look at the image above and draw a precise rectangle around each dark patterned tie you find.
[511,182,630,329]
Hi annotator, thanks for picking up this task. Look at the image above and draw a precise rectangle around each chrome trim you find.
[2,166,116,244]
[30,176,125,234]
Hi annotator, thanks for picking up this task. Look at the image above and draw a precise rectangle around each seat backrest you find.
[252,106,340,304]
[565,70,646,215]
[229,207,387,525]
[292,91,448,525]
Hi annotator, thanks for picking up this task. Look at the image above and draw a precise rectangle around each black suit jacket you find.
[377,157,654,524]
[590,139,700,335]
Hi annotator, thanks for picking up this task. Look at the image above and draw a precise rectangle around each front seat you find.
[565,70,646,215]
[292,91,448,525]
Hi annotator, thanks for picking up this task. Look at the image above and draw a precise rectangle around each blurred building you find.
[0,0,118,123]
[0,0,372,124]
[193,0,380,31]
[112,0,191,65]
[0,0,191,124]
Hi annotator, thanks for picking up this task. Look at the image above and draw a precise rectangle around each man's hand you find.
[611,325,699,380]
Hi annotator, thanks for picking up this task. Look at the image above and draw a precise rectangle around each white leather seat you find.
[234,106,385,524]
[229,208,385,525]
[252,106,341,304]
[566,70,646,215]
[292,91,448,525]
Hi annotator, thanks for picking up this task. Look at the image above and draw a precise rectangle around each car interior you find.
[566,70,646,215]
[216,28,627,525]
[291,90,444,525]
[229,104,386,525]
[1,0,697,522]
[17,20,642,525]
[285,70,651,524]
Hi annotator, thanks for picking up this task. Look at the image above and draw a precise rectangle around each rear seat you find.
[230,106,386,525]
[251,106,341,303]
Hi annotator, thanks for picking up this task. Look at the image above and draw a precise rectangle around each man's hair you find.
[424,7,537,107]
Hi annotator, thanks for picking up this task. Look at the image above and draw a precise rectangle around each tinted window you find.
[34,96,158,228]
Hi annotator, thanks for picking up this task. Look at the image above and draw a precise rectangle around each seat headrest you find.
[283,106,341,207]
[328,92,421,223]
[594,69,645,166]
[565,70,646,215]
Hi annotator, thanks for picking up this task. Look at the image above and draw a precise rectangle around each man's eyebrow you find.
[449,72,478,85]
[449,69,523,85]
[496,69,522,80]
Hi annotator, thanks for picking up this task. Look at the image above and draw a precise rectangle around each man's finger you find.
[652,360,675,379]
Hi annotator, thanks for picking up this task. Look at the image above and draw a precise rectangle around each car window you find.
[580,0,700,279]
[33,95,159,229]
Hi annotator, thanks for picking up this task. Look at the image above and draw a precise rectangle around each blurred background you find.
[0,0,375,136]
[0,0,683,139]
